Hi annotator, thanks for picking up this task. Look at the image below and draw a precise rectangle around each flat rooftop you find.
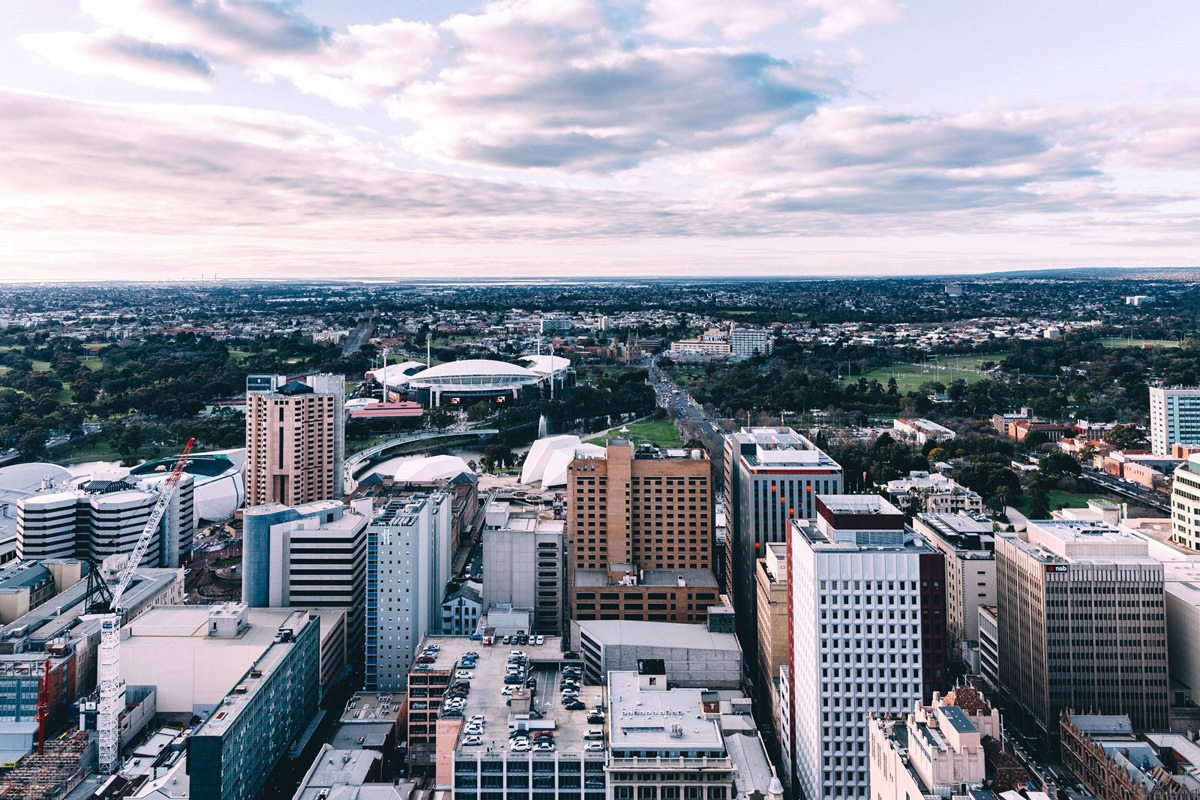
[572,569,718,588]
[1016,520,1156,563]
[574,620,740,652]
[729,427,840,470]
[606,671,724,752]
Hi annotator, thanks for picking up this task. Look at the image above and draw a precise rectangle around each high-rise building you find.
[188,609,321,800]
[1150,386,1200,456]
[724,427,841,651]
[996,519,1169,736]
[241,498,369,663]
[363,492,453,690]
[245,373,345,507]
[755,542,788,698]
[481,501,564,635]
[729,328,774,358]
[17,472,194,567]
[911,512,995,660]
[566,440,719,626]
[788,495,946,800]
[1171,454,1200,549]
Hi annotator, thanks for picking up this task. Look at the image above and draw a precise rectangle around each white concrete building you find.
[789,495,946,800]
[892,418,957,446]
[572,618,742,688]
[1151,386,1200,456]
[729,328,774,358]
[364,492,453,690]
[885,472,983,515]
[481,501,564,635]
[17,472,194,567]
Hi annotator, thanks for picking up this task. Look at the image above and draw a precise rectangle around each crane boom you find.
[96,438,194,774]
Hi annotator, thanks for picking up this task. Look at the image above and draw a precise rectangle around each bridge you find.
[344,428,499,486]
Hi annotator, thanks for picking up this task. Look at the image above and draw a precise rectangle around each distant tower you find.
[245,374,345,506]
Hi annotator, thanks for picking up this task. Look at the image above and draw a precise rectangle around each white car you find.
[535,635,545,645]
[586,742,603,752]
[468,715,485,724]
[463,735,483,746]
[511,741,530,751]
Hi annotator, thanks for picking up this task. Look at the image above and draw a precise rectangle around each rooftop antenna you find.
[426,332,432,370]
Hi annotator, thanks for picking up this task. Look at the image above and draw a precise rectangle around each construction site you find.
[0,731,92,800]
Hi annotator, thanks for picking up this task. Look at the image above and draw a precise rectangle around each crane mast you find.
[96,438,194,774]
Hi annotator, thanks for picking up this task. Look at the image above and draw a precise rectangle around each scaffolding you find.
[0,730,90,800]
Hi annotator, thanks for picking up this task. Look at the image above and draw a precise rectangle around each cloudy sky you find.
[3,0,1200,280]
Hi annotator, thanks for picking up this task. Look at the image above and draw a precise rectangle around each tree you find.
[1103,424,1148,450]
[1026,475,1051,519]
[17,427,48,460]
[1022,430,1050,449]
[1038,452,1081,479]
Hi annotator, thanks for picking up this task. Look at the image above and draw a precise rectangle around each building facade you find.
[188,610,320,800]
[996,520,1169,736]
[17,474,194,567]
[729,329,774,358]
[912,513,996,659]
[788,495,946,800]
[482,503,565,635]
[1171,454,1200,550]
[364,492,453,690]
[566,440,717,626]
[241,499,368,663]
[755,542,788,697]
[245,373,345,507]
[724,427,842,659]
[884,472,984,515]
[1150,386,1200,456]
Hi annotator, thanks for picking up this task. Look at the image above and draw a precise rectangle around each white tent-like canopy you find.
[541,443,606,488]
[520,435,581,484]
[394,455,475,483]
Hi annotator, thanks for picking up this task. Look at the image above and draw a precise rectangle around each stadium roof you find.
[406,359,540,385]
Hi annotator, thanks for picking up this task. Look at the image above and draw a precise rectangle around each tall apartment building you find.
[729,328,774,358]
[788,495,946,800]
[912,513,995,660]
[481,501,564,635]
[241,499,369,662]
[1171,454,1200,549]
[245,373,345,507]
[869,685,1002,800]
[996,519,1169,736]
[188,610,320,800]
[364,492,453,690]
[755,542,788,698]
[1150,386,1200,456]
[17,473,194,567]
[566,440,718,626]
[725,427,842,651]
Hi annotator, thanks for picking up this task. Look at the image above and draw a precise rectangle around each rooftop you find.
[572,569,718,588]
[573,619,740,653]
[1008,519,1157,564]
[606,671,725,753]
[728,427,840,470]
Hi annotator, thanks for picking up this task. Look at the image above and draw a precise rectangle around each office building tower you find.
[725,427,841,651]
[1150,386,1200,456]
[996,519,1169,736]
[912,513,995,660]
[17,472,194,567]
[789,495,946,800]
[241,499,369,663]
[566,440,719,626]
[755,542,788,697]
[481,501,564,635]
[188,610,320,800]
[245,373,345,507]
[364,492,452,690]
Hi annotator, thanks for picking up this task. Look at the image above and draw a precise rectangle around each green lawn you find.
[30,360,51,372]
[1018,489,1105,517]
[1098,337,1178,349]
[586,418,684,448]
[853,353,1006,393]
[80,356,103,370]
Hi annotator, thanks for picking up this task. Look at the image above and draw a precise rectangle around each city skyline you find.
[4,1,1200,280]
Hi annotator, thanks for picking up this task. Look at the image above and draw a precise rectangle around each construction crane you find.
[93,438,194,774]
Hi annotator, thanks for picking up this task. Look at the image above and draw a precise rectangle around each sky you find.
[3,0,1200,281]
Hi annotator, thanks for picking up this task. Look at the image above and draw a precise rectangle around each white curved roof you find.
[542,443,606,488]
[369,362,425,385]
[519,355,572,376]
[406,359,540,387]
[520,435,581,484]
[0,462,72,493]
[394,455,475,483]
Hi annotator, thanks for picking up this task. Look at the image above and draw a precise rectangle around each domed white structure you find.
[520,435,581,484]
[368,361,426,387]
[519,355,572,378]
[128,450,244,522]
[394,455,475,483]
[541,443,606,488]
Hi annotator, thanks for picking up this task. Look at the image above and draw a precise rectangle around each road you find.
[1081,466,1170,512]
[649,359,721,453]
[342,318,374,357]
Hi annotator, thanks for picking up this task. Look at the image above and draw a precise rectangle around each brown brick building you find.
[567,439,718,625]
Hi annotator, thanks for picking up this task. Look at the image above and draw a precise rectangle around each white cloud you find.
[19,30,214,92]
[641,0,903,42]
